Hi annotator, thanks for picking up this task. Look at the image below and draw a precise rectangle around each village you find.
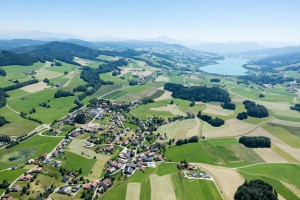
[1,97,212,200]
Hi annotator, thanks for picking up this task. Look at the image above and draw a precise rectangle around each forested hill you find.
[13,41,101,64]
[0,51,39,66]
[249,52,300,70]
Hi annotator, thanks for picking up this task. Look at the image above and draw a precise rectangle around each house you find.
[10,185,21,192]
[61,187,72,194]
[19,174,33,181]
[54,161,60,167]
[121,140,129,146]
[123,164,136,175]
[156,154,163,161]
[104,146,114,154]
[44,186,52,192]
[100,178,111,188]
[30,167,43,173]
[106,167,116,174]
[39,153,48,160]
[62,176,69,183]
[27,159,34,164]
[83,181,98,190]
[109,161,123,169]
[188,165,194,170]
[72,184,81,193]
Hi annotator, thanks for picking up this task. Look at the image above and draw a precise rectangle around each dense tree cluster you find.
[221,102,236,110]
[0,90,7,108]
[237,112,248,120]
[239,136,271,148]
[0,135,11,144]
[74,113,87,124]
[197,111,225,127]
[1,79,38,92]
[234,179,278,200]
[0,68,6,76]
[176,136,199,146]
[0,116,9,127]
[243,100,269,118]
[164,83,231,103]
[54,90,74,98]
[129,80,138,86]
[98,59,128,74]
[210,78,221,82]
[290,104,300,112]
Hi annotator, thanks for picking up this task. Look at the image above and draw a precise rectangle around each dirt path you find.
[126,183,141,200]
[150,174,176,200]
[197,164,244,200]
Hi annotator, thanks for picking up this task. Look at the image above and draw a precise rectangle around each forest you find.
[197,111,225,127]
[234,180,278,200]
[164,83,231,103]
[0,50,39,66]
[239,74,294,85]
[290,104,300,112]
[239,136,271,148]
[0,90,6,108]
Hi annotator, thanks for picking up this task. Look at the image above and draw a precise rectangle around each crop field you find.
[239,163,300,189]
[171,172,222,200]
[0,106,39,137]
[0,136,62,167]
[2,62,44,81]
[239,171,300,200]
[263,124,300,148]
[101,182,128,200]
[150,174,176,200]
[268,122,300,137]
[143,89,165,100]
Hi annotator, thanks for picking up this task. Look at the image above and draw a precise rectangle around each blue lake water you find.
[201,58,249,75]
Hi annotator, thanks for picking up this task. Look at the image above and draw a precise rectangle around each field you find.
[150,174,176,200]
[239,163,300,189]
[57,151,96,176]
[0,136,62,168]
[0,106,39,137]
[101,182,127,200]
[0,169,27,194]
[171,172,223,200]
[125,183,141,200]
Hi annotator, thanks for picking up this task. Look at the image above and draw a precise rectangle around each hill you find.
[0,50,39,66]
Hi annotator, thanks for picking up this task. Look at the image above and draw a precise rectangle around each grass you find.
[165,142,213,164]
[239,171,300,200]
[58,151,96,176]
[140,176,151,200]
[263,124,300,148]
[171,172,223,200]
[0,106,39,137]
[268,123,300,137]
[103,90,126,100]
[0,77,14,87]
[2,62,44,80]
[230,144,264,163]
[239,163,300,189]
[206,137,239,146]
[156,163,178,176]
[128,168,156,183]
[0,135,62,167]
[101,182,127,200]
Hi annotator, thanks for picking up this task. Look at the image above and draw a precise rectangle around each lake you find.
[201,58,249,75]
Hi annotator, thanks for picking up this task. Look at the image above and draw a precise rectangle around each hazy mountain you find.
[240,45,300,57]
[0,39,47,50]
[0,31,78,40]
[192,42,265,53]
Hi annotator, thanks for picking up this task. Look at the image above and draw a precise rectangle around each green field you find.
[57,151,96,176]
[101,182,127,200]
[0,136,62,168]
[239,163,300,189]
[2,62,44,81]
[140,177,151,200]
[0,77,14,87]
[171,172,223,200]
[0,106,39,137]
[268,123,300,137]
[239,171,300,200]
[144,89,165,100]
[156,163,178,176]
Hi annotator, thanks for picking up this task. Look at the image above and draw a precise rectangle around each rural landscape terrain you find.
[0,38,299,200]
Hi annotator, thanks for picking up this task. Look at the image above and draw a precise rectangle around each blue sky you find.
[0,0,300,43]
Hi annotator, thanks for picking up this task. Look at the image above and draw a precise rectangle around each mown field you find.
[0,169,27,194]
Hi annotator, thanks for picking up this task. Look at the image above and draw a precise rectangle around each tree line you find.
[164,83,231,103]
[1,79,38,92]
[239,136,271,148]
[176,136,199,146]
[0,89,7,108]
[197,111,225,127]
[290,104,300,112]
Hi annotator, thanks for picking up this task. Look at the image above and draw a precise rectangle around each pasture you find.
[0,169,27,195]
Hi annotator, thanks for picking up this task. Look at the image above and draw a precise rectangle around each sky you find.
[1,0,300,43]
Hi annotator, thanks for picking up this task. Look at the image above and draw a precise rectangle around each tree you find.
[239,136,271,148]
[189,100,195,107]
[89,98,98,107]
[237,112,248,120]
[74,114,86,124]
[234,180,278,200]
[43,78,50,85]
[0,135,11,144]
[0,116,9,127]
[221,102,236,110]
[64,71,68,75]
